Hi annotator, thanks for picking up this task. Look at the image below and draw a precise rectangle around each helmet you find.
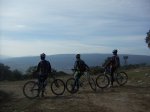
[76,54,80,59]
[112,49,117,54]
[40,53,46,60]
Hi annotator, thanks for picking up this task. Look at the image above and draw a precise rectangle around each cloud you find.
[1,0,150,56]
[1,34,150,57]
[0,38,111,56]
[1,0,150,32]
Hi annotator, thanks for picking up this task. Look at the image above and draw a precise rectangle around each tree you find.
[0,63,23,81]
[11,70,22,80]
[0,63,11,80]
[145,30,150,48]
[25,66,37,79]
[26,66,37,75]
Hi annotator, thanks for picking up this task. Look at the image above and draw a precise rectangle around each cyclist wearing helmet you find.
[36,53,51,97]
[73,54,89,90]
[105,49,120,87]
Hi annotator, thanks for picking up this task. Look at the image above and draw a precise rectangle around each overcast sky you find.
[0,0,150,57]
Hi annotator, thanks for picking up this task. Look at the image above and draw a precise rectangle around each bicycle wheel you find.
[23,81,39,99]
[66,78,79,94]
[96,73,110,88]
[51,79,65,95]
[88,77,96,91]
[116,72,128,86]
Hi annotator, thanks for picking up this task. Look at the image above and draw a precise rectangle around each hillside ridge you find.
[0,53,150,73]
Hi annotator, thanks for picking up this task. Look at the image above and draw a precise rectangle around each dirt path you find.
[0,81,150,112]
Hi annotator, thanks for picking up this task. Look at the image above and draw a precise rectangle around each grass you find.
[0,67,150,112]
[125,67,150,86]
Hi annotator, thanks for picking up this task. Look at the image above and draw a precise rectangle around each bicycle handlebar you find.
[71,68,90,72]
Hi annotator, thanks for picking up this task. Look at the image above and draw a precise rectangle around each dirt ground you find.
[0,78,150,112]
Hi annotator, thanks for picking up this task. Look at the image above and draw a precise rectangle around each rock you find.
[137,80,142,83]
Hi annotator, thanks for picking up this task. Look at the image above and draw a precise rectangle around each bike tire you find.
[96,73,110,89]
[23,81,39,99]
[51,79,65,95]
[66,78,79,94]
[88,78,97,91]
[116,72,128,86]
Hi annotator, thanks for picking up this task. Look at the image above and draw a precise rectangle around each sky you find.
[0,0,150,57]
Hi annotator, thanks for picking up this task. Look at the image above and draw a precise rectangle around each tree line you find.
[0,63,68,81]
[0,63,23,81]
[1,61,149,81]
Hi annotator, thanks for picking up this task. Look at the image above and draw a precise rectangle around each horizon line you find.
[1,53,150,59]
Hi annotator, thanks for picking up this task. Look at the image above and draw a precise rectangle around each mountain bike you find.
[96,67,128,88]
[66,69,96,94]
[23,73,65,99]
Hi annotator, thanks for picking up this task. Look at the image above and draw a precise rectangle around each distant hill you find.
[0,54,150,73]
[0,55,11,60]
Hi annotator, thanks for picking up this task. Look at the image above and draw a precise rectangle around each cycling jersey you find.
[74,59,89,72]
[111,55,120,68]
[37,60,51,75]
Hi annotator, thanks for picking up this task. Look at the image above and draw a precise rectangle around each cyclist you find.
[36,53,51,97]
[73,54,90,90]
[105,49,120,87]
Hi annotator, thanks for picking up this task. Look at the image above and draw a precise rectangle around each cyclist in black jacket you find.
[105,49,120,87]
[36,53,51,97]
[73,54,89,90]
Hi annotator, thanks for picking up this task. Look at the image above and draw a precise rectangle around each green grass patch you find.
[124,67,150,86]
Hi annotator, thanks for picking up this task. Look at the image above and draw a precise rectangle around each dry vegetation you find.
[0,67,150,112]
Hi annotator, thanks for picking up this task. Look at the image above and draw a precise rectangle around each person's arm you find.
[105,57,113,68]
[36,62,40,72]
[74,61,78,70]
[48,61,51,73]
[117,56,121,67]
[83,61,90,70]
[85,63,89,69]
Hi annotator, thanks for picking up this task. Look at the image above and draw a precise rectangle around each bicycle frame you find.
[72,69,94,87]
[66,69,96,93]
[102,67,128,86]
[104,67,118,79]
[38,74,55,87]
[73,70,91,80]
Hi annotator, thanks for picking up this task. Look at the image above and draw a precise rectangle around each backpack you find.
[77,60,87,72]
[39,60,51,74]
[112,55,120,68]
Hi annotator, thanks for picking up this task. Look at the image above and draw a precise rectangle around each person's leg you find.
[74,73,79,89]
[41,75,48,97]
[73,72,82,91]
[110,68,115,86]
[76,72,83,88]
[37,75,42,96]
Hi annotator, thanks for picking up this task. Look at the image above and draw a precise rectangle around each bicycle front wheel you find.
[23,81,39,99]
[96,74,110,89]
[51,79,65,95]
[66,78,79,94]
[116,72,128,86]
